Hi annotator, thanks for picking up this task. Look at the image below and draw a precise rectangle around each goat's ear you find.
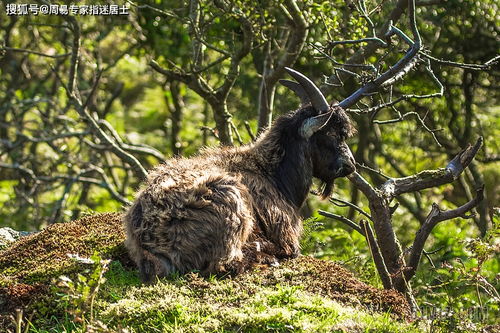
[279,79,310,107]
[299,111,334,139]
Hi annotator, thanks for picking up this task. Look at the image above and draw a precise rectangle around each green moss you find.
[416,168,448,179]
[0,213,126,325]
[97,277,419,332]
[0,213,125,284]
[1,213,418,332]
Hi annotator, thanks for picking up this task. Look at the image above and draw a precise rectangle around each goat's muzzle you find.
[335,145,356,178]
[335,157,356,178]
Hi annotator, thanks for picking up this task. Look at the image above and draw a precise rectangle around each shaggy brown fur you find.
[125,105,355,283]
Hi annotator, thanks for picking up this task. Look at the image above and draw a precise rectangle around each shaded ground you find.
[0,213,411,331]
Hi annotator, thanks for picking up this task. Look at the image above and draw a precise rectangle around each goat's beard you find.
[320,179,334,199]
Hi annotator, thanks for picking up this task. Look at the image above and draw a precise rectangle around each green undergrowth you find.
[26,260,421,333]
[1,213,418,332]
[3,213,497,332]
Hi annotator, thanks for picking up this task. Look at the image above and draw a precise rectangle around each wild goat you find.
[125,68,356,283]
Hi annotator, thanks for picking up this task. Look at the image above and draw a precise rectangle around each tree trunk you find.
[257,43,275,133]
[169,81,184,155]
[257,78,276,133]
[211,103,233,146]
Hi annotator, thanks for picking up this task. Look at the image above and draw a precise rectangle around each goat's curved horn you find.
[279,79,309,106]
[284,67,329,113]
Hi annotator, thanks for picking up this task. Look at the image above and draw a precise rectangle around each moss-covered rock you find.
[0,213,413,332]
[0,213,126,312]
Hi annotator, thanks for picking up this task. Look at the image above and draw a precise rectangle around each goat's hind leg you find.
[124,201,177,283]
[136,249,177,283]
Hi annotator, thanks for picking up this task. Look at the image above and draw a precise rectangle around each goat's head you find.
[281,68,356,198]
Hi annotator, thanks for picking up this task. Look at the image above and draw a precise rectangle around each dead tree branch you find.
[338,0,421,109]
[0,47,71,59]
[318,209,364,235]
[322,0,412,94]
[361,219,393,290]
[405,186,484,281]
[329,137,484,299]
[379,137,483,198]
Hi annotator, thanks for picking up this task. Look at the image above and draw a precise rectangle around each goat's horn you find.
[279,79,309,106]
[284,67,329,113]
[299,112,333,138]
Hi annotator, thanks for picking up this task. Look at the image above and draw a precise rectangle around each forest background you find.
[0,0,499,329]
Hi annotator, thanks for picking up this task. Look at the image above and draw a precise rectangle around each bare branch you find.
[230,121,243,145]
[405,186,485,280]
[352,58,444,122]
[82,70,104,111]
[83,130,166,161]
[1,130,90,144]
[53,18,148,180]
[356,163,391,180]
[380,137,483,198]
[311,43,377,72]
[329,197,373,221]
[338,0,422,109]
[0,163,130,205]
[318,209,364,235]
[214,1,253,100]
[125,0,176,18]
[244,121,256,141]
[421,53,500,71]
[149,0,255,146]
[149,61,195,85]
[0,47,71,59]
[39,174,130,205]
[257,0,308,131]
[199,126,219,140]
[65,17,81,97]
[0,162,37,180]
[347,171,379,202]
[327,38,386,49]
[102,82,124,117]
[322,0,412,93]
[480,155,500,163]
[373,110,444,147]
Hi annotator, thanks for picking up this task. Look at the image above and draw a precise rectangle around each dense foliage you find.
[0,0,498,331]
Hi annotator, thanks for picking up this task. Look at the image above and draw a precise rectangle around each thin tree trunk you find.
[169,81,184,155]
[202,102,209,146]
[257,42,275,132]
[257,80,276,132]
[211,102,233,146]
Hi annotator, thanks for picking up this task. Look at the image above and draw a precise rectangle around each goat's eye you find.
[325,130,335,137]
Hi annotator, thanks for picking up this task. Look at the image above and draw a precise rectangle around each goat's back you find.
[124,155,254,281]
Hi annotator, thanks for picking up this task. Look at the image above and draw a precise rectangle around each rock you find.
[0,227,36,250]
[0,227,21,250]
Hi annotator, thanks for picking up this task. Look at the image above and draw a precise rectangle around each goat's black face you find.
[278,67,356,199]
[308,108,356,198]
